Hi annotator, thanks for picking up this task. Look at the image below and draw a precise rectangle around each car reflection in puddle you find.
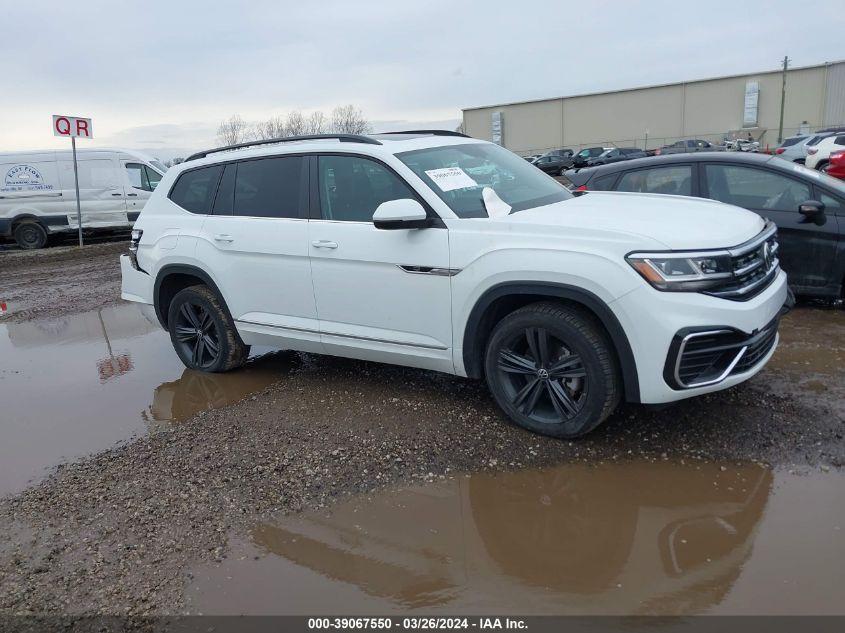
[188,461,828,615]
[0,303,291,496]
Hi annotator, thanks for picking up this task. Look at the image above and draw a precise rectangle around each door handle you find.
[311,240,338,249]
[213,234,235,243]
[111,193,123,196]
[127,193,138,197]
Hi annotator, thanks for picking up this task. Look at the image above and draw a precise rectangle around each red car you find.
[826,149,845,179]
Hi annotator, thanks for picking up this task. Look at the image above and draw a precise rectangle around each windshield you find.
[396,143,572,218]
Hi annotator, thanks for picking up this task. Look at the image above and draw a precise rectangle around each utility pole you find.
[777,55,790,144]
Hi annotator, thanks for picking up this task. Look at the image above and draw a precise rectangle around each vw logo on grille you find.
[537,368,550,380]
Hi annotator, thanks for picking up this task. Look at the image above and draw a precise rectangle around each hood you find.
[503,191,765,250]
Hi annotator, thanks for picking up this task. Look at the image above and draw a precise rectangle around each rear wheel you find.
[13,221,48,250]
[167,285,249,372]
[818,161,830,173]
[484,302,620,438]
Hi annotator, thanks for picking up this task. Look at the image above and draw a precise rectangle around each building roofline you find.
[462,59,845,112]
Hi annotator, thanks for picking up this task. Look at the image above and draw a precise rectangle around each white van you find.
[0,148,165,249]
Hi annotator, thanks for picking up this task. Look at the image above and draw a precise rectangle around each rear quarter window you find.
[169,165,223,214]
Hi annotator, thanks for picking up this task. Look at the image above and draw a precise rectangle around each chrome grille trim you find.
[703,221,780,301]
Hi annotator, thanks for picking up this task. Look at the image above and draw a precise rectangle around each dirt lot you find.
[0,245,842,616]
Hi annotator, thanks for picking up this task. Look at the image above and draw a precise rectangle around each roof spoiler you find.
[185,134,382,162]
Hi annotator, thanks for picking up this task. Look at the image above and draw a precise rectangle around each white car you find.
[121,131,789,438]
[805,133,845,171]
[1,148,164,248]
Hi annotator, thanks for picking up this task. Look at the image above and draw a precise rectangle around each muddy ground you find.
[0,243,842,616]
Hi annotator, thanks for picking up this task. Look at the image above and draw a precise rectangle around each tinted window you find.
[835,136,845,146]
[591,173,618,191]
[234,156,303,218]
[807,135,826,146]
[169,165,222,214]
[319,155,419,222]
[617,166,692,196]
[212,163,236,215]
[780,136,807,148]
[704,165,810,212]
[819,192,843,213]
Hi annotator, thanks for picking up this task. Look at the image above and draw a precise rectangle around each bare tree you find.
[217,114,250,146]
[285,111,306,137]
[252,115,286,140]
[455,122,465,134]
[331,105,372,134]
[306,111,327,134]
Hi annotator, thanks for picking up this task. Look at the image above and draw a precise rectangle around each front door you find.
[307,153,453,373]
[700,162,840,291]
[121,161,163,222]
[194,155,320,351]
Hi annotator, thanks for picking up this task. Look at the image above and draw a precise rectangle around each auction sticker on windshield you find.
[425,167,478,192]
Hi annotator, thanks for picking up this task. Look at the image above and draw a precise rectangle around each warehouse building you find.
[462,60,845,156]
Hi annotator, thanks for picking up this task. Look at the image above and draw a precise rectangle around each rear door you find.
[307,153,453,373]
[195,155,320,350]
[700,162,839,290]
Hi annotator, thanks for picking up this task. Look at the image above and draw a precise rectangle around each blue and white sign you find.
[1,164,54,193]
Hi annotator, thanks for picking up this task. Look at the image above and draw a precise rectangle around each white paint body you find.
[0,148,164,238]
[121,135,787,405]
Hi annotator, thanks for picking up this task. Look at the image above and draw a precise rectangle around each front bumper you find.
[613,269,788,404]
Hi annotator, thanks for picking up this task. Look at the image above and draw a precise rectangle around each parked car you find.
[565,152,845,299]
[774,135,812,163]
[805,133,845,171]
[122,131,789,439]
[826,150,845,179]
[544,148,574,159]
[571,146,612,168]
[523,154,542,162]
[655,139,719,155]
[531,153,572,176]
[0,149,164,249]
[586,147,647,167]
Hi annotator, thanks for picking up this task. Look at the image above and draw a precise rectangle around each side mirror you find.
[798,200,826,225]
[373,199,430,230]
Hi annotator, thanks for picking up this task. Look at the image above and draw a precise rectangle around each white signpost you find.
[52,115,93,247]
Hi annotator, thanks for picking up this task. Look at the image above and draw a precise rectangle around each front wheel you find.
[167,285,249,372]
[13,221,48,250]
[484,302,621,438]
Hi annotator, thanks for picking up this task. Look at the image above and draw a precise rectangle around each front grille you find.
[667,316,779,389]
[703,223,780,301]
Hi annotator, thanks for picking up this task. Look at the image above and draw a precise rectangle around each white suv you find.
[121,131,790,438]
[805,133,845,171]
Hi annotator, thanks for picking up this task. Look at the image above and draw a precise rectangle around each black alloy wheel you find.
[484,302,620,438]
[173,300,221,369]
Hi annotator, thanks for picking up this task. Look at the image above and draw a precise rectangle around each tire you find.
[167,285,249,373]
[817,161,829,173]
[484,301,621,438]
[13,220,48,250]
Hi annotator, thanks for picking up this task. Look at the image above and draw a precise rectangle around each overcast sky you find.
[2,0,843,160]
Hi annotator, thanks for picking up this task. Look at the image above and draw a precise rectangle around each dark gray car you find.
[656,139,721,155]
[565,152,845,300]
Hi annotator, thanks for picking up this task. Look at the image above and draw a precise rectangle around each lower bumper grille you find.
[665,317,779,389]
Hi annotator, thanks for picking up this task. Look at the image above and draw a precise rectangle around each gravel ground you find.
[0,246,842,617]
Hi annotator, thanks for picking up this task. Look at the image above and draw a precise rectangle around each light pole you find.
[777,56,790,144]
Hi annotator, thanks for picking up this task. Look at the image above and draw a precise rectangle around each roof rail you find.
[379,130,471,138]
[185,134,382,162]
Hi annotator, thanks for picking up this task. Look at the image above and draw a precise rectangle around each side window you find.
[703,165,810,212]
[318,155,418,222]
[616,166,692,196]
[125,163,163,192]
[168,165,223,214]
[212,163,236,215]
[233,156,304,218]
[835,136,845,146]
[818,191,844,214]
[591,173,618,191]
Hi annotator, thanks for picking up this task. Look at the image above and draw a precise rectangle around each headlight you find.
[626,250,732,291]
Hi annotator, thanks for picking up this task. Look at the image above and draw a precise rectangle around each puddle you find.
[0,303,291,496]
[769,306,845,377]
[187,461,845,615]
